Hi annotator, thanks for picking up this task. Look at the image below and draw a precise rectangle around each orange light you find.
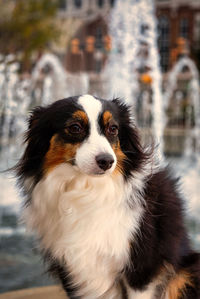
[103,35,112,51]
[177,37,186,46]
[176,37,187,55]
[71,38,80,54]
[140,73,152,84]
[170,48,178,64]
[86,36,95,53]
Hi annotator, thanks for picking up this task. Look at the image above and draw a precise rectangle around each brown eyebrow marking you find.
[103,111,124,175]
[72,110,88,124]
[103,111,113,126]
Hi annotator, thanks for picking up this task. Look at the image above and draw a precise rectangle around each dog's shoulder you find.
[126,165,200,298]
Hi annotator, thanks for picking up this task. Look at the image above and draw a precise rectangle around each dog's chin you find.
[73,164,115,177]
[90,171,107,177]
[83,169,113,177]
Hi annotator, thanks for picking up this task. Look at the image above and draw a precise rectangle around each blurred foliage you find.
[0,0,61,71]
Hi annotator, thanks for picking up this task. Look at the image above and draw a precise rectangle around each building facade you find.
[57,0,200,73]
[57,0,114,73]
[156,0,200,72]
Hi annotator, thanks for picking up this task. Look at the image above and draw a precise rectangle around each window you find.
[194,14,200,46]
[59,0,67,10]
[160,53,169,73]
[158,16,170,72]
[110,0,115,7]
[96,27,103,39]
[98,0,104,8]
[140,24,148,36]
[180,18,189,39]
[158,16,169,37]
[74,0,82,8]
[95,60,102,73]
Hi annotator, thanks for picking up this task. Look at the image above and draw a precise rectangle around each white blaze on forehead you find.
[76,94,117,175]
[78,94,102,130]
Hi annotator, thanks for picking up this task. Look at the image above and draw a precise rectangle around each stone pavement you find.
[0,285,68,299]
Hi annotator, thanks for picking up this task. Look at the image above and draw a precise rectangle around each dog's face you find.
[44,95,121,176]
[18,95,146,184]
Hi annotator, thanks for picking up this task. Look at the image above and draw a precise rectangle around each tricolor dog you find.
[16,95,200,298]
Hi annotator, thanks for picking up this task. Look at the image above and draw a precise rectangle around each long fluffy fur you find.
[16,95,200,298]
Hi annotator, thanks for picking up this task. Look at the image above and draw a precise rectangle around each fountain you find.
[32,53,89,104]
[0,55,31,170]
[164,56,200,157]
[106,0,165,159]
[164,56,200,236]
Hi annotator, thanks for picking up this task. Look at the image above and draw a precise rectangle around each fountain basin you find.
[0,285,67,299]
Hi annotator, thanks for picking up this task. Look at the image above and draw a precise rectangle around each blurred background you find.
[0,0,199,294]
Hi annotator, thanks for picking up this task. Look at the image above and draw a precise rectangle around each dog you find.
[16,95,200,298]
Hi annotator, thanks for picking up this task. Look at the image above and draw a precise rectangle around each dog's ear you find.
[17,106,51,179]
[25,105,50,145]
[28,106,46,129]
[112,98,150,177]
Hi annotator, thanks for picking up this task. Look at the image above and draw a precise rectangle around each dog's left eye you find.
[107,125,118,136]
[68,123,83,134]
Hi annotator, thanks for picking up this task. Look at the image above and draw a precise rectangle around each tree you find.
[0,0,60,71]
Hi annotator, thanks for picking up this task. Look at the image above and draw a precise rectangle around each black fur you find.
[45,252,81,299]
[125,169,200,297]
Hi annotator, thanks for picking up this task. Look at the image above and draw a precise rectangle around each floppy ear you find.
[24,106,49,148]
[112,99,150,178]
[17,106,51,181]
[28,106,46,130]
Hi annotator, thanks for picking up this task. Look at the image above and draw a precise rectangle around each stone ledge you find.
[0,285,67,299]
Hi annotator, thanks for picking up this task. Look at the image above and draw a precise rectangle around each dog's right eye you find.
[68,123,83,134]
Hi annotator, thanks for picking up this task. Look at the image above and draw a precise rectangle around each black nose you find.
[96,153,114,171]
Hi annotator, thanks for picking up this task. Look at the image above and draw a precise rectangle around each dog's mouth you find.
[77,168,110,176]
[72,163,114,177]
[91,170,107,176]
[66,158,76,166]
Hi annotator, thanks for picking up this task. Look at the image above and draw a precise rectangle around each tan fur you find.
[167,270,193,299]
[112,141,126,175]
[102,110,113,126]
[44,110,87,173]
[126,263,193,299]
[154,263,193,299]
[44,135,80,173]
[72,110,88,124]
[102,111,126,175]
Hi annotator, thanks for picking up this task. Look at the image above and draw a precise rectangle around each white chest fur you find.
[24,164,144,298]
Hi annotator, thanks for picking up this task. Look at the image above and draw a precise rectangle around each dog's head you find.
[17,95,147,185]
